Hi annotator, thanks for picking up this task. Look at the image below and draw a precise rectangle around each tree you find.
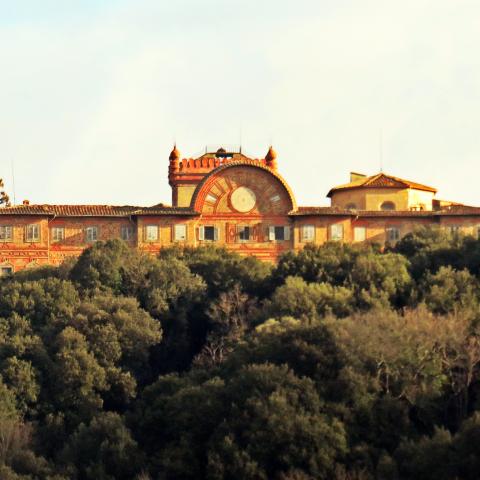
[69,239,137,293]
[422,266,479,314]
[268,276,353,320]
[51,327,107,426]
[0,179,10,208]
[195,285,258,367]
[207,364,347,480]
[349,251,412,309]
[0,278,79,332]
[272,243,361,286]
[163,246,271,298]
[59,412,142,480]
[132,373,227,479]
[393,226,467,280]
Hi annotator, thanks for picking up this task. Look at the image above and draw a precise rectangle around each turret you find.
[265,146,277,171]
[169,145,180,176]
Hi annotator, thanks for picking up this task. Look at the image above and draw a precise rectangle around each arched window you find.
[380,201,396,211]
[345,203,357,210]
[0,263,13,277]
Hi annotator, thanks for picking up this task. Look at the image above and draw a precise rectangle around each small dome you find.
[169,145,181,161]
[265,145,277,161]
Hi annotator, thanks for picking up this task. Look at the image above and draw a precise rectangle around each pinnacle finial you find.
[265,145,277,169]
[169,144,181,161]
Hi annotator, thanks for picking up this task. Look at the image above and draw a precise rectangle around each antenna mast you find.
[379,129,384,172]
[11,158,16,205]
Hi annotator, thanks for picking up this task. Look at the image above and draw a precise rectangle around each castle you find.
[1,145,479,274]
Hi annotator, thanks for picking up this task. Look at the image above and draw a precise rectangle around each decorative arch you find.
[191,161,297,214]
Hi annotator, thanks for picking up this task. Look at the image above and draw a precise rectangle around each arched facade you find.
[188,162,296,259]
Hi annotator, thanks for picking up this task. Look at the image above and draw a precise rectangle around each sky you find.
[1,0,479,207]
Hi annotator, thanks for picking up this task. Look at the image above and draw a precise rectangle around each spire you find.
[169,144,180,174]
[265,145,277,170]
[169,144,180,162]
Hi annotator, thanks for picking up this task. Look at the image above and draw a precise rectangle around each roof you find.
[290,205,480,217]
[0,204,198,217]
[327,172,437,197]
[1,203,479,218]
[138,205,198,216]
[290,207,354,216]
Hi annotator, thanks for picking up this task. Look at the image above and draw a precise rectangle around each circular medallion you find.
[230,186,256,212]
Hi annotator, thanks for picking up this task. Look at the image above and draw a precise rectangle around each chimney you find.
[350,172,367,182]
[23,200,30,205]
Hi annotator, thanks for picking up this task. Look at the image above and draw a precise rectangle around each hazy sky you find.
[1,0,479,207]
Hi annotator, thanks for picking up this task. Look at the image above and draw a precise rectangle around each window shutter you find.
[252,224,258,242]
[226,223,232,243]
[198,226,205,241]
[284,226,291,241]
[214,226,219,241]
[268,226,275,241]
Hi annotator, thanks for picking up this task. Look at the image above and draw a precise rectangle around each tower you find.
[265,146,278,171]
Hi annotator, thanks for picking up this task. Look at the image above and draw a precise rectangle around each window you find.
[477,226,480,240]
[301,225,315,242]
[121,225,134,241]
[346,203,357,210]
[354,226,366,242]
[330,224,344,241]
[51,227,65,242]
[0,225,13,242]
[85,226,99,243]
[199,225,218,241]
[145,225,158,242]
[174,224,187,241]
[386,227,400,242]
[0,266,13,277]
[206,193,217,204]
[381,201,396,211]
[268,226,290,241]
[26,224,40,242]
[237,226,251,242]
[449,225,460,235]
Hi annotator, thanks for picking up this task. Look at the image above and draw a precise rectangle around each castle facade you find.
[1,146,479,274]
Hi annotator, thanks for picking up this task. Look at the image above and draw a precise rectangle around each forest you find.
[1,227,480,479]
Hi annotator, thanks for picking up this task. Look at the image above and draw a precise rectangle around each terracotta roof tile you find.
[0,204,198,217]
[327,173,437,197]
[138,206,198,216]
[290,206,480,217]
[290,207,353,216]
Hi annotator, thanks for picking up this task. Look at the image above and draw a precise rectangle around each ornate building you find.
[1,146,479,274]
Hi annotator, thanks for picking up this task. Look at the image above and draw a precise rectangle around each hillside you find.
[1,227,480,479]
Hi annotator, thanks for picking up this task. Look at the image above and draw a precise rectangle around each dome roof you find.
[169,145,181,161]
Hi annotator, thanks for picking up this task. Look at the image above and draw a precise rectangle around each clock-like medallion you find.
[230,186,256,212]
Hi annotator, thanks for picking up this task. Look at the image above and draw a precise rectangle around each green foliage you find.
[206,364,347,480]
[423,266,479,314]
[394,226,480,279]
[0,229,479,478]
[269,276,353,319]
[70,239,135,292]
[162,245,272,297]
[59,412,142,480]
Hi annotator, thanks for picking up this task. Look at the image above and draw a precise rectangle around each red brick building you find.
[1,146,479,274]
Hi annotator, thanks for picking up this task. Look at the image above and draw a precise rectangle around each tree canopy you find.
[0,229,480,478]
